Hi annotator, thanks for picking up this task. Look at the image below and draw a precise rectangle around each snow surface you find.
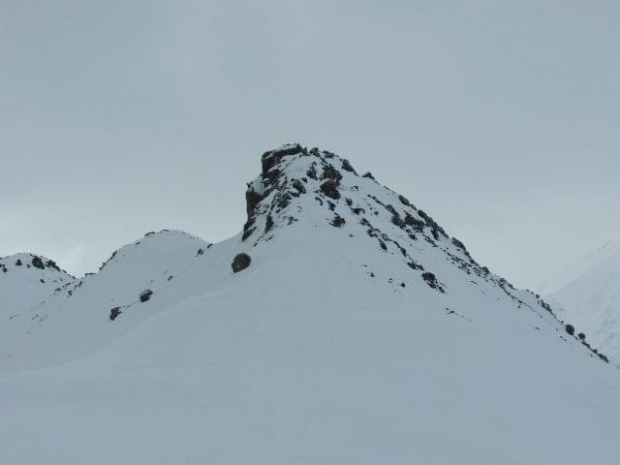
[545,241,620,366]
[1,145,619,464]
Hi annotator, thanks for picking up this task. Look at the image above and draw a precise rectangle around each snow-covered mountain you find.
[0,253,75,314]
[545,241,620,366]
[1,144,619,465]
[0,253,76,354]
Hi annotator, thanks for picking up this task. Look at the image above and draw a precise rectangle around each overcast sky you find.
[1,0,619,290]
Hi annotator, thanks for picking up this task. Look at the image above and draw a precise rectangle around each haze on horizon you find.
[2,0,619,290]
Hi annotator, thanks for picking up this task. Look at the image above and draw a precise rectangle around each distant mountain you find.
[1,144,618,465]
[545,241,620,365]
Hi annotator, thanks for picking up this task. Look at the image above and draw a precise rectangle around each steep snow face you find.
[1,145,619,465]
[546,241,620,365]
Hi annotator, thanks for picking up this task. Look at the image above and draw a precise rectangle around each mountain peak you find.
[244,144,454,267]
[0,252,71,277]
[3,144,618,464]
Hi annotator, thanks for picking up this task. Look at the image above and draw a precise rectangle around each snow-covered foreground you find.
[545,241,620,366]
[1,145,619,464]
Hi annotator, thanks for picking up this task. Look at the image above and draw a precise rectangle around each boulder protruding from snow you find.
[109,307,122,321]
[232,253,252,273]
[139,290,153,303]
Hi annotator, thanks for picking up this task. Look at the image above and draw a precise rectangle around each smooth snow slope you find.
[1,145,619,465]
[546,241,620,365]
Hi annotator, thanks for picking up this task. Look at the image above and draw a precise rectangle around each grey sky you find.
[1,0,619,290]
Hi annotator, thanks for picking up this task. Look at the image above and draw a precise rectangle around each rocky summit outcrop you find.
[238,143,607,362]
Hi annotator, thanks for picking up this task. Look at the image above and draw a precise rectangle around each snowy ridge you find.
[540,240,620,296]
[545,241,620,365]
[1,144,619,464]
[1,230,212,370]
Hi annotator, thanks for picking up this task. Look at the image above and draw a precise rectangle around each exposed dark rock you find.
[331,215,346,228]
[391,215,406,229]
[45,259,60,271]
[565,324,575,336]
[322,164,343,182]
[404,213,425,231]
[407,260,423,270]
[291,179,306,195]
[246,186,265,220]
[307,164,318,180]
[384,204,399,216]
[320,180,341,200]
[109,307,122,321]
[276,193,292,210]
[265,215,275,232]
[398,195,411,207]
[342,159,357,174]
[242,219,256,241]
[418,209,448,239]
[232,253,252,273]
[15,259,22,266]
[139,290,153,303]
[197,248,205,256]
[362,172,375,180]
[263,168,281,187]
[422,272,444,292]
[578,332,586,341]
[31,256,45,270]
[99,251,118,272]
[261,144,304,174]
[452,238,466,250]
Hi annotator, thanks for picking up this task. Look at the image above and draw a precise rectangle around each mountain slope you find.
[545,241,620,365]
[1,230,211,370]
[0,253,75,313]
[0,253,76,354]
[1,144,618,465]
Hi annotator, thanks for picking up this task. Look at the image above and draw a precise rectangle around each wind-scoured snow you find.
[1,145,619,465]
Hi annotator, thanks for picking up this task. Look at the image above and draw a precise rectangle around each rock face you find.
[232,253,252,273]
